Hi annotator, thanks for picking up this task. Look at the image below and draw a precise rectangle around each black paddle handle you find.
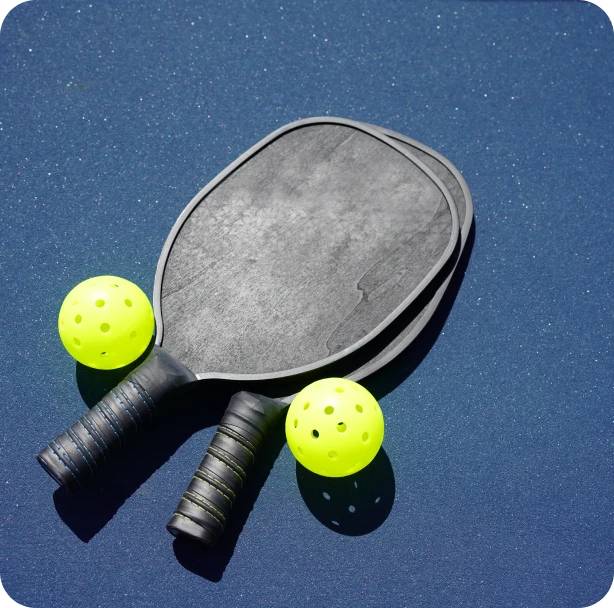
[37,346,197,492]
[167,391,286,548]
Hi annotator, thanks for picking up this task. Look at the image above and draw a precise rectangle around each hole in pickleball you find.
[362,432,369,442]
[328,451,338,459]
[356,404,363,413]
[100,323,110,333]
[100,352,108,356]
[348,505,356,513]
[311,429,319,439]
[297,446,303,454]
[75,315,82,324]
[95,299,105,308]
[303,402,310,410]
[111,284,119,288]
[324,406,334,415]
[125,299,132,307]
[73,337,81,346]
[293,419,298,428]
[130,331,137,339]
[72,300,78,306]
[335,388,344,393]
[337,422,347,433]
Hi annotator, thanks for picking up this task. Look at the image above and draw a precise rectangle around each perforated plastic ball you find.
[58,276,155,370]
[285,378,385,477]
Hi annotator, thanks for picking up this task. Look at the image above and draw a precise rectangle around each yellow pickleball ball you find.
[285,378,384,477]
[58,276,155,370]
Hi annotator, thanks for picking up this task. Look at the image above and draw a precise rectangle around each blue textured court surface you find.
[1,1,612,607]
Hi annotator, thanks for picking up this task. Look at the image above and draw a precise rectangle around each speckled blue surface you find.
[1,1,613,607]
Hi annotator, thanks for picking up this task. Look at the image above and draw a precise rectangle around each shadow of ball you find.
[296,448,395,535]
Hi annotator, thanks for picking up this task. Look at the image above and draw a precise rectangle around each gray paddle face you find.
[155,118,460,379]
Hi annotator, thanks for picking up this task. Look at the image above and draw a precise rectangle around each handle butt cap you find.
[167,514,218,549]
[37,447,78,492]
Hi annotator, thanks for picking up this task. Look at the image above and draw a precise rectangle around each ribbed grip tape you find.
[37,346,197,492]
[167,391,286,548]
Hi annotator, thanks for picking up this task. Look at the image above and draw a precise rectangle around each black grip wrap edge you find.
[37,345,197,492]
[167,391,286,548]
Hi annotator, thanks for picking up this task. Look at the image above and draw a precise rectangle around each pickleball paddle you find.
[37,119,468,535]
[161,119,473,546]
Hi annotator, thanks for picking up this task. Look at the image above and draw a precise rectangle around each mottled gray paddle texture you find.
[160,123,453,375]
[349,132,472,378]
